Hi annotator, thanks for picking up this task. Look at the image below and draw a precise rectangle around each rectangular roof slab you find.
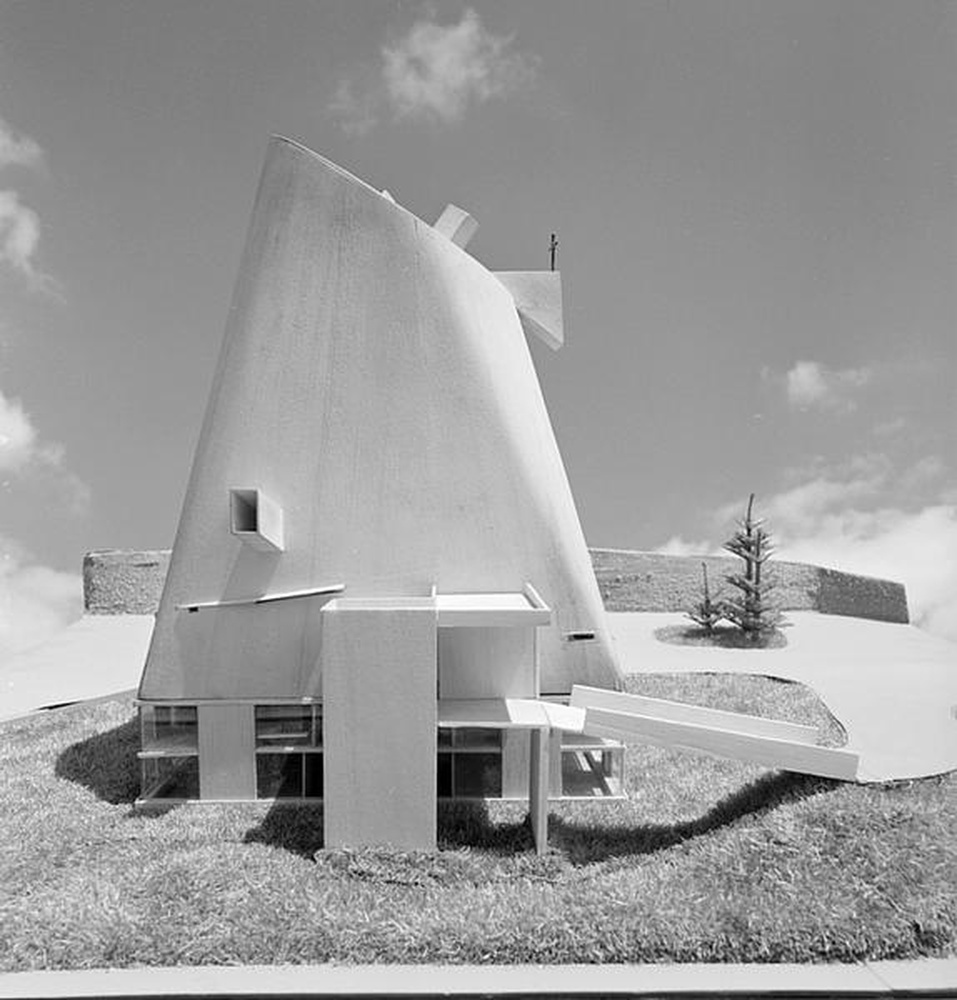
[438,697,552,728]
[435,592,551,627]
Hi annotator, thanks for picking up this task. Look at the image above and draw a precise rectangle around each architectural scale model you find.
[135,138,869,852]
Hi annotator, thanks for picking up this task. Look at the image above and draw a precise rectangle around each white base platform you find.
[609,611,957,782]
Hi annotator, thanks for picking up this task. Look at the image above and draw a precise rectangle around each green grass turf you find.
[1,676,954,969]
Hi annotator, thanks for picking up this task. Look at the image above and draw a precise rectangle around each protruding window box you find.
[229,488,284,552]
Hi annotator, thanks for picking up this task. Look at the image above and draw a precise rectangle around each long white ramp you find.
[571,685,861,782]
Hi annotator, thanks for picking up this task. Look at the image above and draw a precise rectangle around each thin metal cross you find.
[549,232,558,271]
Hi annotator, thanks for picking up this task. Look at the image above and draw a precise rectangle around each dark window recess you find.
[437,727,503,799]
[437,752,453,797]
[256,753,323,799]
[454,753,502,797]
[230,489,259,532]
[563,630,597,642]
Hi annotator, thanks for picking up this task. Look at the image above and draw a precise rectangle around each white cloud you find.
[0,116,52,291]
[328,78,380,138]
[0,115,43,171]
[0,189,43,284]
[660,456,957,642]
[0,387,38,472]
[750,461,957,642]
[655,535,719,557]
[773,504,957,642]
[0,536,81,658]
[331,8,538,133]
[784,360,871,412]
[0,387,91,514]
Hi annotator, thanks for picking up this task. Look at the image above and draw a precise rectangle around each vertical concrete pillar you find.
[198,703,256,799]
[322,600,437,850]
[529,727,550,855]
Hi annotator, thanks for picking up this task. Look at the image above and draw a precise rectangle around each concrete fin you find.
[434,204,479,248]
[495,271,564,350]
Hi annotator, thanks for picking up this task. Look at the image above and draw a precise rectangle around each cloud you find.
[773,503,957,643]
[0,387,91,514]
[0,116,52,291]
[783,360,871,412]
[0,189,44,284]
[753,460,957,642]
[0,115,43,171]
[0,536,82,658]
[0,387,38,473]
[658,455,957,642]
[331,8,538,133]
[655,535,719,557]
[328,76,381,138]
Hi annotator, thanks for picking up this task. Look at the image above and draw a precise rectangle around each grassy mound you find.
[655,624,788,649]
[0,681,954,970]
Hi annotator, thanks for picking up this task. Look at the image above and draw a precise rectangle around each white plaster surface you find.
[140,137,619,701]
[322,603,437,850]
[495,270,564,350]
[0,615,153,722]
[609,611,957,782]
[1,959,954,997]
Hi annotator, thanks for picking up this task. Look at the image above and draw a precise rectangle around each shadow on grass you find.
[244,802,325,859]
[242,800,538,860]
[552,770,840,864]
[54,717,141,805]
[438,800,538,854]
[243,774,837,863]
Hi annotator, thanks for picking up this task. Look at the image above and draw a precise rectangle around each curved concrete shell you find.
[140,137,622,701]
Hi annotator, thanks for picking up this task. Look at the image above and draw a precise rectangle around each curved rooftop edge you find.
[84,548,909,625]
[592,548,908,623]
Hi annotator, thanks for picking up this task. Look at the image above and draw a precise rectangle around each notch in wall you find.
[229,488,284,552]
[563,630,597,643]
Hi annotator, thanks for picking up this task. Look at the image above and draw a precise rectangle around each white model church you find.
[136,137,627,852]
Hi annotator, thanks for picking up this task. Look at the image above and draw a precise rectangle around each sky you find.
[0,0,954,655]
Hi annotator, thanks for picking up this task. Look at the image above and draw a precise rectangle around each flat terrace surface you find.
[0,615,153,722]
[609,611,957,782]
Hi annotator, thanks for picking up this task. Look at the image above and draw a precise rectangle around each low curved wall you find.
[590,549,909,624]
[82,546,910,625]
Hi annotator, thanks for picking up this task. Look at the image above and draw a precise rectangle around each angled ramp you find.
[571,685,861,782]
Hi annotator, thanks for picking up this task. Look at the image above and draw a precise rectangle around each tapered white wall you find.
[140,137,621,702]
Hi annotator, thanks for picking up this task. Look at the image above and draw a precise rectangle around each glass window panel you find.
[256,753,304,798]
[560,746,624,797]
[452,728,502,751]
[454,753,502,797]
[255,705,319,747]
[141,756,199,799]
[140,705,198,752]
[437,727,453,748]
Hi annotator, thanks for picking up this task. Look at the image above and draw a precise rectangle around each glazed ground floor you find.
[138,700,624,807]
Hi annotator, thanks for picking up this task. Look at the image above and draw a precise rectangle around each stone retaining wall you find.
[590,549,909,624]
[82,546,910,625]
[83,550,170,615]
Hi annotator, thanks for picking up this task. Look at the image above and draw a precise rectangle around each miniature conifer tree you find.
[723,493,784,641]
[687,561,724,633]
